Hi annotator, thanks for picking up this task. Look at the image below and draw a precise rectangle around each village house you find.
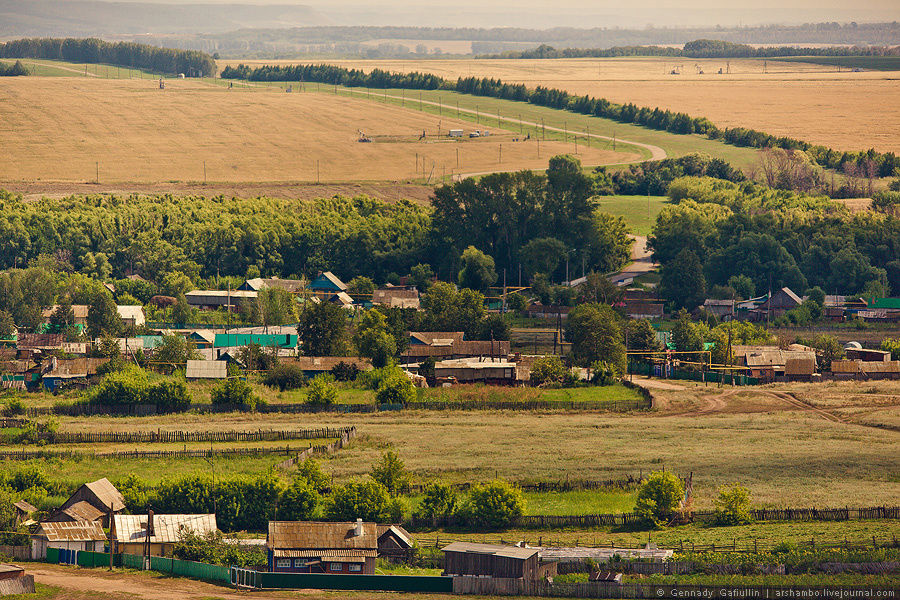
[116,305,146,329]
[31,521,106,560]
[184,290,257,311]
[372,287,420,310]
[830,359,900,380]
[240,277,305,293]
[307,272,348,297]
[267,520,378,574]
[282,356,371,379]
[41,305,89,328]
[46,478,125,527]
[749,287,803,321]
[112,513,218,557]
[732,345,817,382]
[856,298,900,322]
[433,357,521,385]
[442,542,556,579]
[41,357,110,391]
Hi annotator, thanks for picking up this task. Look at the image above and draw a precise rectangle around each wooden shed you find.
[376,525,413,557]
[785,357,817,381]
[442,542,556,579]
[47,478,125,527]
[112,513,217,557]
[31,521,106,560]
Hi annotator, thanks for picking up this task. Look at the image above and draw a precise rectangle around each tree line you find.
[220,62,898,178]
[0,38,216,77]
[0,61,27,76]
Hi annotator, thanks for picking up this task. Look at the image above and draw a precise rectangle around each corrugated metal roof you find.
[185,360,227,379]
[273,549,377,558]
[14,500,36,513]
[60,501,105,522]
[442,542,538,560]
[36,521,106,542]
[267,521,378,551]
[409,332,465,346]
[113,514,217,544]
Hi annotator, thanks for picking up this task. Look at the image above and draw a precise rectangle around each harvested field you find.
[222,57,900,153]
[0,77,635,185]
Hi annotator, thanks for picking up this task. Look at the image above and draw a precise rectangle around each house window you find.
[349,564,362,573]
[276,558,291,569]
[330,562,343,572]
[293,559,310,568]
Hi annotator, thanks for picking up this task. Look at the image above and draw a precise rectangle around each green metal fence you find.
[122,552,145,570]
[256,572,454,593]
[76,550,122,568]
[45,547,59,564]
[149,555,230,582]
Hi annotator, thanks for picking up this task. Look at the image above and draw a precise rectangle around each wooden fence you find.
[275,427,358,470]
[401,476,641,496]
[0,544,30,560]
[0,444,326,461]
[34,426,354,444]
[405,506,900,532]
[0,418,26,428]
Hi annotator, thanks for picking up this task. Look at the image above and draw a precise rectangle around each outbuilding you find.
[31,521,106,560]
[442,542,556,579]
[112,513,217,557]
[47,478,125,527]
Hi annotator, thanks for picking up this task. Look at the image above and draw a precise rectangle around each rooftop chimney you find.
[354,518,363,537]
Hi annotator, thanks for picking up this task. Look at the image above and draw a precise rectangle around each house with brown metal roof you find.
[267,520,378,574]
[376,525,413,558]
[831,359,900,380]
[31,521,106,560]
[442,542,556,579]
[112,514,217,557]
[47,478,125,527]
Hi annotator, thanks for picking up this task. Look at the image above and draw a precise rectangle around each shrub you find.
[330,361,360,382]
[9,465,50,492]
[530,355,568,385]
[374,368,416,405]
[278,480,318,521]
[370,450,409,496]
[590,360,619,386]
[263,363,307,391]
[210,378,257,409]
[325,480,391,522]
[88,367,149,405]
[295,457,330,493]
[147,380,192,413]
[714,483,753,525]
[416,482,457,520]
[463,480,524,529]
[306,374,337,406]
[2,398,24,417]
[174,529,267,569]
[635,471,685,528]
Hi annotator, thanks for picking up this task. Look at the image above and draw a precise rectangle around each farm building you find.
[376,525,413,558]
[329,292,355,308]
[31,521,106,560]
[856,298,900,322]
[409,332,465,346]
[188,330,217,349]
[267,520,378,574]
[433,357,521,384]
[41,305,90,327]
[399,339,511,364]
[442,542,556,579]
[116,305,146,329]
[750,287,803,320]
[0,564,34,596]
[185,360,227,380]
[13,500,36,526]
[283,356,371,378]
[831,360,900,380]
[112,514,218,557]
[624,300,665,320]
[372,287,420,309]
[845,348,892,362]
[701,299,734,319]
[240,277,305,293]
[307,272,347,295]
[185,290,257,310]
[47,478,125,527]
[41,357,110,391]
[732,345,816,382]
[213,333,298,349]
[785,357,817,382]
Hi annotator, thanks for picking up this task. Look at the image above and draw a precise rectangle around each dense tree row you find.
[221,62,897,177]
[0,38,216,76]
[650,177,900,309]
[0,60,27,76]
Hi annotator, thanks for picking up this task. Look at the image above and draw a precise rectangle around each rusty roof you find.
[267,521,378,551]
[35,521,106,542]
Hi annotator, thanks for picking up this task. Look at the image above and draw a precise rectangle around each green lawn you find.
[321,85,765,172]
[595,195,669,236]
[523,489,637,516]
[0,58,165,79]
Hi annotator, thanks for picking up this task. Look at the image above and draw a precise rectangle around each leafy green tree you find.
[306,373,337,406]
[505,291,527,312]
[727,275,755,300]
[671,309,703,354]
[325,480,391,522]
[660,248,706,310]
[296,458,330,493]
[161,271,195,298]
[171,294,194,325]
[89,367,149,406]
[210,378,257,409]
[409,263,434,292]
[87,290,122,338]
[417,482,457,520]
[881,337,900,361]
[458,246,498,292]
[577,271,623,306]
[520,237,567,278]
[256,287,296,330]
[147,380,192,413]
[353,309,397,368]
[347,276,375,302]
[564,302,626,371]
[154,334,200,373]
[48,296,75,334]
[626,319,662,352]
[420,282,486,337]
[375,367,416,405]
[589,360,619,385]
[370,450,409,496]
[298,301,348,356]
[263,363,307,391]
[714,483,753,526]
[0,310,15,339]
[807,334,844,370]
[635,471,685,528]
[278,480,318,521]
[463,480,524,529]
[529,355,567,386]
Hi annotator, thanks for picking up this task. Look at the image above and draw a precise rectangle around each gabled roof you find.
[116,305,145,320]
[59,501,106,523]
[17,334,65,349]
[330,292,354,306]
[267,521,378,550]
[36,521,106,542]
[377,525,413,548]
[308,272,347,292]
[41,305,90,320]
[44,358,109,379]
[190,330,217,344]
[242,278,305,293]
[409,332,465,346]
[442,541,538,560]
[14,500,36,513]
[113,514,217,544]
[81,478,126,512]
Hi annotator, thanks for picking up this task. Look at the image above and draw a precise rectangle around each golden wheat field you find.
[0,77,635,185]
[221,57,900,153]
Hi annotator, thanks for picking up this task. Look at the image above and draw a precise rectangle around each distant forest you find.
[0,38,216,77]
[487,39,900,60]
[128,22,900,59]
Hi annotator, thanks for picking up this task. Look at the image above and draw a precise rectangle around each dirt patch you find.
[834,197,873,213]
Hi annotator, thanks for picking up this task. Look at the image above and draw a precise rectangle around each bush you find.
[295,457,330,493]
[147,380,192,413]
[174,530,267,569]
[714,483,753,525]
[2,398,24,417]
[325,480,391,522]
[590,360,619,386]
[370,450,409,496]
[416,482,457,520]
[462,480,524,529]
[306,374,337,406]
[88,367,149,405]
[330,361,360,382]
[530,355,567,386]
[210,378,257,410]
[374,367,416,405]
[263,363,307,391]
[635,471,685,528]
[278,480,318,521]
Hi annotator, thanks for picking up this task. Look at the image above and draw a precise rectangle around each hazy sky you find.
[27,0,900,28]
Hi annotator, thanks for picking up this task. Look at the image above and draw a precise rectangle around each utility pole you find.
[203,161,207,184]
[96,161,100,183]
[456,147,459,168]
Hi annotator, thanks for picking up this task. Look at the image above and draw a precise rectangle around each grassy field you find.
[0,58,162,79]
[219,57,900,155]
[595,195,669,236]
[780,56,900,72]
[0,77,634,185]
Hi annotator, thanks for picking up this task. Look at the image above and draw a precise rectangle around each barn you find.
[46,478,125,527]
[442,542,556,579]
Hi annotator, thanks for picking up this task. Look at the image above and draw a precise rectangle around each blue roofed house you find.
[213,333,298,349]
[307,272,347,297]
